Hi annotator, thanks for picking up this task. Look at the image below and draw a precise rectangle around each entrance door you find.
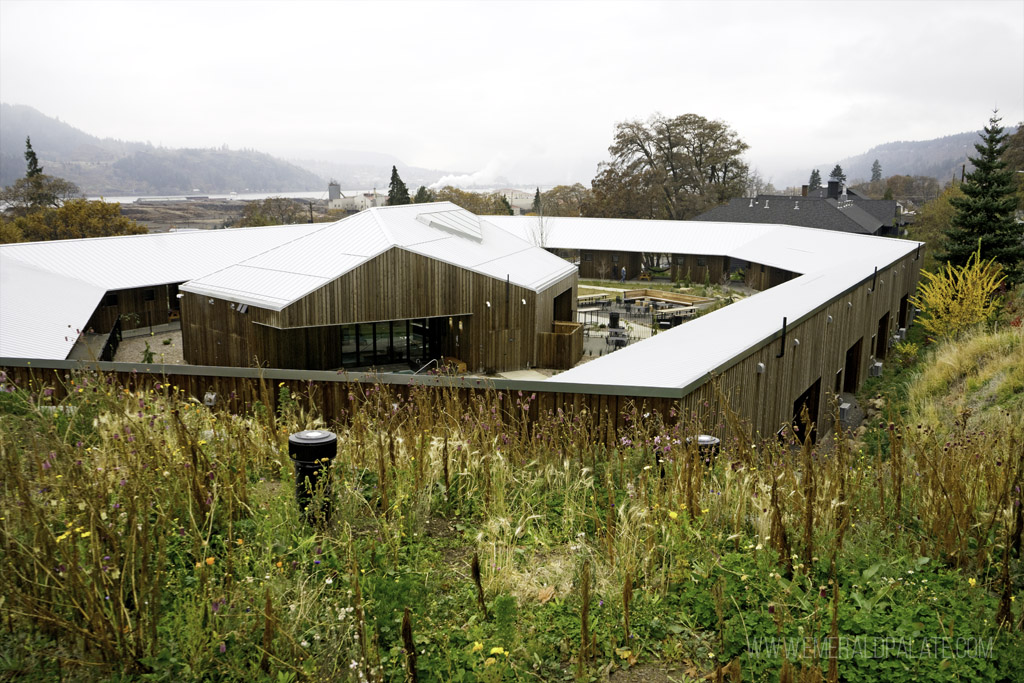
[876,312,890,360]
[792,378,821,444]
[843,338,862,393]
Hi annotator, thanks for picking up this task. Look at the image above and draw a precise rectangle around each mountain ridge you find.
[0,104,456,196]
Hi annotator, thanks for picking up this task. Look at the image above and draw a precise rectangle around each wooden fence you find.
[0,358,700,442]
[536,322,584,370]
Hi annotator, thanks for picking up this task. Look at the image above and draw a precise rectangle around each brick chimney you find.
[801,185,808,197]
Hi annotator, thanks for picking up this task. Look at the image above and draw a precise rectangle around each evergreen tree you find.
[24,137,43,177]
[497,194,513,216]
[871,159,882,182]
[939,112,1023,283]
[387,166,410,206]
[532,188,541,214]
[0,136,80,213]
[829,164,846,185]
[808,169,822,191]
[413,186,434,203]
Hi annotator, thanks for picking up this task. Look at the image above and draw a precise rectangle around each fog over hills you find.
[4,102,1017,197]
[820,125,1018,186]
[0,104,455,195]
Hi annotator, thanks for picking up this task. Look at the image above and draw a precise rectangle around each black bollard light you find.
[288,429,337,525]
[686,434,721,467]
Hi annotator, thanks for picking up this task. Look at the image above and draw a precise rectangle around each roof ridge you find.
[367,207,396,245]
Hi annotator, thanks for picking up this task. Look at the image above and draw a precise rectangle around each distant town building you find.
[327,187,386,212]
[496,188,536,215]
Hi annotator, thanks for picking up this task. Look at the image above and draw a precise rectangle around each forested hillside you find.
[832,126,1020,185]
[0,104,324,195]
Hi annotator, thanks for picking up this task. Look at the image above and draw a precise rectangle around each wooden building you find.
[487,215,924,440]
[0,224,325,361]
[180,203,580,373]
[84,283,181,333]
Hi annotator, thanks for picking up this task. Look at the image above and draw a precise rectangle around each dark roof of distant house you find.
[799,187,899,225]
[693,195,886,235]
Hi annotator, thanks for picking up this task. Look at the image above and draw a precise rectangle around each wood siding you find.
[4,250,920,444]
[745,263,797,291]
[709,251,921,439]
[183,248,577,373]
[86,284,177,333]
[537,321,584,369]
[668,254,727,284]
[17,251,923,446]
[578,250,643,280]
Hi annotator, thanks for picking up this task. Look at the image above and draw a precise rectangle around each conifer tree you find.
[24,137,43,177]
[387,166,410,206]
[871,159,882,182]
[939,112,1023,283]
[533,188,541,214]
[808,169,822,191]
[829,164,846,185]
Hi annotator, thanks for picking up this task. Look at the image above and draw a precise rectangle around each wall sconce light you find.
[521,298,526,305]
[208,298,214,305]
[756,362,765,374]
[827,315,833,324]
[847,301,853,309]
[793,338,800,347]
[485,301,491,308]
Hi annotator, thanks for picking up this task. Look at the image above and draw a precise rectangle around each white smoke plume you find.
[429,157,510,190]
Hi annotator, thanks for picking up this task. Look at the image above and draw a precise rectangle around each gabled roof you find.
[1,203,575,360]
[1,224,325,360]
[487,215,922,390]
[693,195,884,235]
[181,203,575,310]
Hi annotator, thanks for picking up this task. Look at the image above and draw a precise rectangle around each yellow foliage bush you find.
[910,247,1005,340]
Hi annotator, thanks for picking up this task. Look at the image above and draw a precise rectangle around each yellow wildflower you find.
[472,642,483,653]
[668,510,678,520]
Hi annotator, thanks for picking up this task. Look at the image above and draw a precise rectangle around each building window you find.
[583,252,593,262]
[697,256,707,267]
[611,253,620,263]
[102,293,119,307]
[674,255,684,265]
[144,289,156,302]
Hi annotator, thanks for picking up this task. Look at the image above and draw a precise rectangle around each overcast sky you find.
[1,0,1022,187]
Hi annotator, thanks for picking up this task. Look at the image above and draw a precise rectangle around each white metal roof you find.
[0,254,107,360]
[181,203,576,310]
[0,224,324,360]
[486,215,770,256]
[1,204,575,360]
[487,215,921,389]
[0,223,325,291]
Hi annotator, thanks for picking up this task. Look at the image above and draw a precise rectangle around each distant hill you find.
[0,103,325,195]
[827,126,1020,186]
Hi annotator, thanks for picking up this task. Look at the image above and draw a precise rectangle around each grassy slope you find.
[1,318,1023,682]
